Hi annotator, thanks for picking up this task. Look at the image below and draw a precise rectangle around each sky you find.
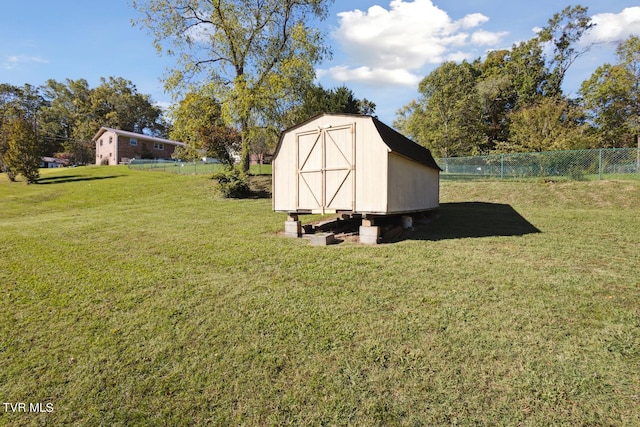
[1,0,639,125]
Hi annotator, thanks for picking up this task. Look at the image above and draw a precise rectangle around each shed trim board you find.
[273,113,440,216]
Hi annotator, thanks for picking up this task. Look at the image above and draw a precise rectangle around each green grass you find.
[1,167,639,426]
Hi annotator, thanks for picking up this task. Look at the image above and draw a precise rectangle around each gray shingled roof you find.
[371,117,442,171]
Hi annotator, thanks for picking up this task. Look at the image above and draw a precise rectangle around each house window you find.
[109,136,113,144]
[99,139,103,146]
[130,138,138,146]
[153,143,164,150]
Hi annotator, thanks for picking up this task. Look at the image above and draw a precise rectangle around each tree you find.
[0,84,24,175]
[246,126,276,167]
[286,84,376,126]
[132,0,333,171]
[580,36,640,147]
[1,78,167,170]
[3,117,41,183]
[395,61,484,157]
[40,78,94,164]
[538,5,594,96]
[499,97,590,152]
[0,84,47,179]
[470,39,553,149]
[169,91,240,165]
[41,77,166,142]
[38,77,168,164]
[395,6,595,155]
[90,77,167,137]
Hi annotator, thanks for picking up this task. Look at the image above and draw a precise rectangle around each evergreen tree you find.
[3,117,41,183]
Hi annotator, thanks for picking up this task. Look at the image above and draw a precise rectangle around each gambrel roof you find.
[275,113,441,171]
[370,117,442,171]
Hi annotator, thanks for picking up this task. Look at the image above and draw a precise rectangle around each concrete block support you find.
[310,232,336,246]
[359,226,380,244]
[284,220,302,238]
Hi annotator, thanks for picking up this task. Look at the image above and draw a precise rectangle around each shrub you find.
[212,167,250,198]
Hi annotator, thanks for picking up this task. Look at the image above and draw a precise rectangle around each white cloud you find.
[445,51,473,62]
[471,30,509,46]
[318,65,422,86]
[584,7,640,45]
[2,54,48,70]
[327,0,508,86]
[460,13,489,29]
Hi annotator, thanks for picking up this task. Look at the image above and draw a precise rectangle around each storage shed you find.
[272,114,442,243]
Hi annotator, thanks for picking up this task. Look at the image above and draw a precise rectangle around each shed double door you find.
[296,124,355,213]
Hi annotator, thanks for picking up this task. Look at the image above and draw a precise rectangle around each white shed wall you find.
[353,121,388,213]
[272,134,297,211]
[387,153,440,213]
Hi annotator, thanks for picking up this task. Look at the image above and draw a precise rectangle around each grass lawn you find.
[1,166,639,426]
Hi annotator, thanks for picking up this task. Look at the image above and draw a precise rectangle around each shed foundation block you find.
[284,220,302,238]
[310,232,336,246]
[359,226,380,244]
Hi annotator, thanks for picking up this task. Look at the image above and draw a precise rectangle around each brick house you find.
[93,127,185,165]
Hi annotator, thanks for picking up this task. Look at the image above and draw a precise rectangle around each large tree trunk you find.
[240,141,250,172]
[240,118,250,173]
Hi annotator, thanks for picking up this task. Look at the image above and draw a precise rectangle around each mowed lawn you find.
[1,166,639,426]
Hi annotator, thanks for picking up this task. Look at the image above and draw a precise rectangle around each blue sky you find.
[1,1,639,125]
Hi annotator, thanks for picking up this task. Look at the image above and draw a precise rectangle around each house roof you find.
[41,156,68,164]
[92,127,185,146]
[276,113,442,171]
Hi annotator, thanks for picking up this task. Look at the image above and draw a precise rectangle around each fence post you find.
[598,149,603,180]
[501,154,504,179]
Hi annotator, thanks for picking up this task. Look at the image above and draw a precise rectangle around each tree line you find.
[4,1,637,182]
[394,6,640,158]
[0,75,374,183]
[0,77,167,182]
[1,0,374,182]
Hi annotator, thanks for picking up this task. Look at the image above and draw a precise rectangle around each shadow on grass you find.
[243,175,272,199]
[36,175,124,185]
[301,202,540,244]
[414,202,541,241]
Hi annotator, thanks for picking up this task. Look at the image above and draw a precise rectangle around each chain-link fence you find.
[127,159,272,175]
[437,148,640,180]
[128,159,225,174]
[128,149,638,180]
